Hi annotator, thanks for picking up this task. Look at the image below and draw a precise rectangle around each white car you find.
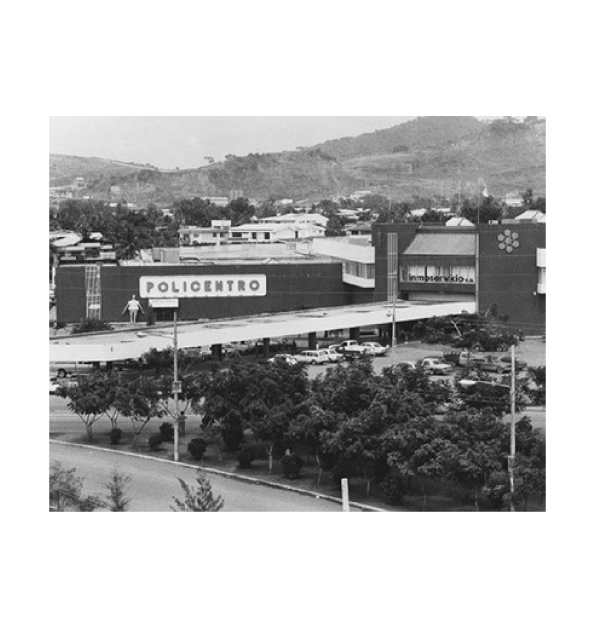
[319,348,343,363]
[421,358,455,375]
[268,354,299,366]
[360,342,388,357]
[50,376,78,395]
[296,350,330,365]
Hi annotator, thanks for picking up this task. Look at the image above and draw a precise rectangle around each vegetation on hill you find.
[50,117,545,204]
[311,116,487,160]
[50,154,155,187]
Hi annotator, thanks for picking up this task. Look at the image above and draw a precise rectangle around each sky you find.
[49,116,514,170]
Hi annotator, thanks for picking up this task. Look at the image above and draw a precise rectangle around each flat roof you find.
[50,299,476,363]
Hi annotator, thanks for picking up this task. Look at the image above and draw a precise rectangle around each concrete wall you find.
[478,223,546,336]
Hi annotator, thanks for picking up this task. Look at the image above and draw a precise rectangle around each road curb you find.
[49,439,387,512]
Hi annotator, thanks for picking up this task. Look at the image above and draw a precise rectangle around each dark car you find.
[498,355,528,371]
[477,355,509,374]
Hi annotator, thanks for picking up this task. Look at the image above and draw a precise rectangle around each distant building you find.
[258,213,328,228]
[503,192,524,208]
[344,222,372,237]
[513,210,546,223]
[229,222,325,244]
[179,220,231,246]
[204,197,229,207]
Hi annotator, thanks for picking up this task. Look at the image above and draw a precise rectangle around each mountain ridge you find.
[50,117,545,203]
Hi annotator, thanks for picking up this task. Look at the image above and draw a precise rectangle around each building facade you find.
[373,220,546,335]
[55,220,545,335]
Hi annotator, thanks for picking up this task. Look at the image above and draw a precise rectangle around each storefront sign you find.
[148,298,179,308]
[400,265,475,285]
[139,275,267,299]
[406,274,475,285]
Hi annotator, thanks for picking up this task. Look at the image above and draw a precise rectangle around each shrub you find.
[72,318,113,334]
[187,438,208,461]
[159,422,175,442]
[381,475,408,506]
[237,446,256,469]
[109,428,123,445]
[148,434,163,451]
[280,452,303,480]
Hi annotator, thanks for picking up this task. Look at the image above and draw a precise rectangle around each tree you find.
[58,373,114,440]
[289,405,339,486]
[113,377,165,447]
[170,472,224,511]
[514,455,547,512]
[384,417,449,509]
[437,409,508,510]
[103,467,132,512]
[461,196,503,224]
[522,188,534,207]
[49,461,101,511]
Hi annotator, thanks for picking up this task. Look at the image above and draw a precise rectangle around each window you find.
[343,261,375,279]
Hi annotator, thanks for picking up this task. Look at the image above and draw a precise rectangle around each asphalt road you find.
[50,442,354,512]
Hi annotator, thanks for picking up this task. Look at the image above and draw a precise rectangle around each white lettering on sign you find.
[139,275,267,299]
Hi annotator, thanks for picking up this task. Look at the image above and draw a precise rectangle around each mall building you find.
[374,214,546,335]
[55,214,545,335]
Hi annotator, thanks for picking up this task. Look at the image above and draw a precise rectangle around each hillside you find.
[51,149,357,205]
[49,117,546,204]
[50,154,155,186]
[311,116,487,160]
[340,118,546,198]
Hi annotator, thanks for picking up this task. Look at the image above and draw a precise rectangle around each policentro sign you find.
[139,275,267,299]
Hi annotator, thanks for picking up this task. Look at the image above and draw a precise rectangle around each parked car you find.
[443,350,476,367]
[268,354,299,366]
[421,357,455,375]
[49,376,78,395]
[296,350,330,365]
[319,348,343,363]
[360,342,388,357]
[108,358,147,372]
[498,355,528,371]
[49,379,60,395]
[477,355,509,374]
[395,361,418,372]
[335,340,363,353]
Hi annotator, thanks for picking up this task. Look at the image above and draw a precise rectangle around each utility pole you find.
[391,275,397,366]
[508,344,517,511]
[341,478,350,512]
[173,310,180,462]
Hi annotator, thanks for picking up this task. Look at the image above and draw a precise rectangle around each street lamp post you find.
[508,344,517,511]
[136,313,181,463]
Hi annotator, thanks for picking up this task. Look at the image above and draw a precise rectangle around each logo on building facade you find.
[498,230,520,254]
[139,275,267,299]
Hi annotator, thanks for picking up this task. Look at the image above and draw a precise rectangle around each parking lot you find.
[306,336,544,374]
